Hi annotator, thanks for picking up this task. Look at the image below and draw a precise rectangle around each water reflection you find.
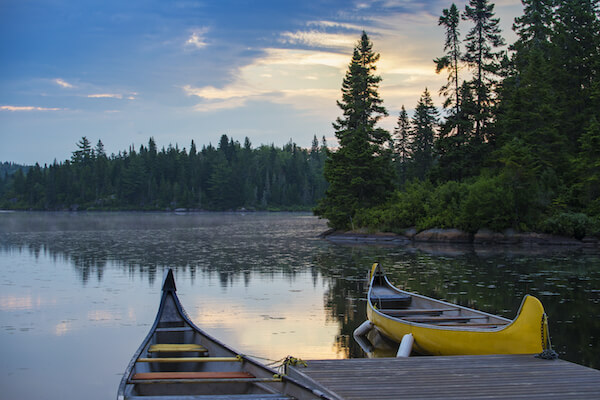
[316,242,600,369]
[0,211,598,380]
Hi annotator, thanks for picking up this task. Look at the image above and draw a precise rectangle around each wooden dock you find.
[288,354,600,399]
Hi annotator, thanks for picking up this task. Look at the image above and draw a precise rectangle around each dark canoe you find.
[117,269,335,400]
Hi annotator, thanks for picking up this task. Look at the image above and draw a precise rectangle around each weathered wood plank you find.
[289,355,600,400]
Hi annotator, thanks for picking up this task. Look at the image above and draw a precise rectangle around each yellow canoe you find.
[366,263,551,356]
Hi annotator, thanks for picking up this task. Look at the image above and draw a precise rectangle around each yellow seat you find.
[148,344,207,353]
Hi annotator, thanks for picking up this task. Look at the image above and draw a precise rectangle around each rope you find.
[237,354,307,375]
[536,313,558,360]
[279,356,308,375]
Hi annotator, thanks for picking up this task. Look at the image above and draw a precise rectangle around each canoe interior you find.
[118,269,329,400]
[369,267,511,329]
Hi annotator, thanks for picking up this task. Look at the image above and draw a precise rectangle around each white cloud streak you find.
[280,30,356,50]
[1,105,64,111]
[87,93,124,99]
[54,78,74,88]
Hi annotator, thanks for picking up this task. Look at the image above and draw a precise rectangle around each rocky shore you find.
[321,227,599,248]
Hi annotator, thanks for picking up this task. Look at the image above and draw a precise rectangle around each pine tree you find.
[432,3,471,182]
[393,106,411,185]
[410,89,439,180]
[462,0,506,141]
[71,136,93,165]
[435,3,462,116]
[315,32,394,229]
[552,0,600,149]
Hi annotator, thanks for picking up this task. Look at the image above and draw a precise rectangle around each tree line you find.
[0,135,328,211]
[316,0,600,239]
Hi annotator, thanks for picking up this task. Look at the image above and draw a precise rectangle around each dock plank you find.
[288,355,600,400]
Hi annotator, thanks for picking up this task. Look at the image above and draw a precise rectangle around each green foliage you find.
[354,180,432,232]
[541,212,600,239]
[459,174,516,232]
[420,180,466,230]
[1,135,328,211]
[355,180,469,232]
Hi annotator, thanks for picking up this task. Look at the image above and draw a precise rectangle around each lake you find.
[0,211,598,400]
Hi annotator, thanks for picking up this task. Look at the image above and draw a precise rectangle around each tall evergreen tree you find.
[393,106,411,185]
[552,0,600,150]
[410,88,439,180]
[435,3,462,116]
[315,32,394,229]
[462,0,506,141]
[433,3,471,182]
[71,136,93,165]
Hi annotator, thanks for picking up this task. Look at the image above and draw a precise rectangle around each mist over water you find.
[0,212,598,400]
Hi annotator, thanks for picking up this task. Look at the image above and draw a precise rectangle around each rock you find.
[402,227,417,238]
[581,236,599,246]
[414,228,472,243]
[517,232,581,246]
[474,229,504,244]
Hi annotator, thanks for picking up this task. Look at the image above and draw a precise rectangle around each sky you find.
[1,0,523,165]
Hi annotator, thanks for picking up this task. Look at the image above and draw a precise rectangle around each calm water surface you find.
[0,211,598,400]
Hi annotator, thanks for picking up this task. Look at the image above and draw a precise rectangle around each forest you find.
[1,0,599,239]
[315,0,600,239]
[0,135,328,211]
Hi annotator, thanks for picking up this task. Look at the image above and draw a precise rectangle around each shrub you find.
[541,212,599,239]
[417,181,466,230]
[354,180,434,232]
[458,174,516,232]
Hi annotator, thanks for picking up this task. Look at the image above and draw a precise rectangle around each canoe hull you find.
[117,269,334,399]
[366,264,546,356]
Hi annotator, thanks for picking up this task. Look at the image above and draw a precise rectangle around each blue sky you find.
[1,0,522,165]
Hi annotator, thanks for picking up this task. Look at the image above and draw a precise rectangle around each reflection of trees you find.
[0,212,329,286]
[314,247,389,358]
[1,212,598,368]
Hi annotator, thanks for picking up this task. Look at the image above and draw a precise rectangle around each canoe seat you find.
[382,308,457,316]
[148,344,208,355]
[155,326,194,332]
[132,371,255,380]
[137,356,241,363]
[438,322,508,327]
[371,289,412,309]
[403,315,484,323]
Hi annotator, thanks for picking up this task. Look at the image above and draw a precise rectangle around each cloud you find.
[54,78,74,88]
[186,28,209,49]
[192,97,249,112]
[183,47,347,117]
[87,92,137,100]
[1,105,64,111]
[87,93,124,99]
[180,2,516,126]
[280,30,356,50]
